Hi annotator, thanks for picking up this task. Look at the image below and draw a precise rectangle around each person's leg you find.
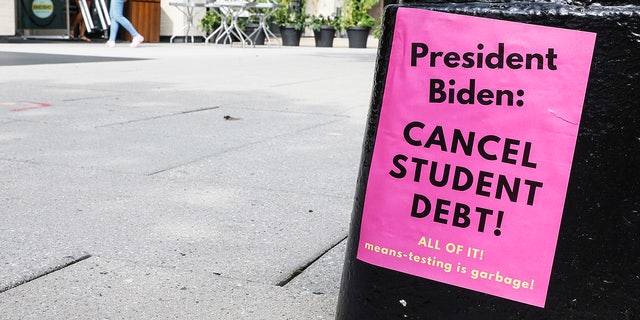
[79,0,90,41]
[107,0,123,44]
[109,0,140,38]
[107,0,143,47]
[70,0,82,38]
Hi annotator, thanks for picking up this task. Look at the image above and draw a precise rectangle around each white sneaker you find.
[105,40,115,48]
[130,35,144,48]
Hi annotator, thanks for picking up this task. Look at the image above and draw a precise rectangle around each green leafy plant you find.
[246,12,261,25]
[342,0,377,28]
[372,21,382,38]
[310,14,342,32]
[274,0,310,30]
[200,9,247,34]
[199,10,221,34]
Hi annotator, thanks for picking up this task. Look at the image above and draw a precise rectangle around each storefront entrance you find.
[16,0,70,38]
[15,0,109,39]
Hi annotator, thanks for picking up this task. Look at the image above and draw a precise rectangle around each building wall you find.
[160,0,206,38]
[1,1,16,36]
[1,0,379,39]
[307,0,343,17]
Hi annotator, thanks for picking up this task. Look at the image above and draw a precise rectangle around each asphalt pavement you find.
[0,38,378,319]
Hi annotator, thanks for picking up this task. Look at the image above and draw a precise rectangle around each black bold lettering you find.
[411,43,429,67]
[486,43,505,69]
[476,171,494,197]
[526,53,544,69]
[477,44,485,68]
[430,51,444,67]
[389,154,408,179]
[444,52,460,67]
[448,80,456,103]
[457,79,476,104]
[428,161,450,187]
[502,138,520,165]
[403,121,424,146]
[434,198,450,224]
[506,53,523,69]
[495,89,514,106]
[461,52,475,68]
[546,48,558,70]
[478,135,500,161]
[411,193,432,218]
[429,79,446,103]
[452,202,471,228]
[477,89,494,105]
[524,180,544,205]
[522,142,537,168]
[452,166,473,191]
[475,207,493,232]
[424,125,447,151]
[496,175,520,203]
[451,129,474,156]
[411,157,429,182]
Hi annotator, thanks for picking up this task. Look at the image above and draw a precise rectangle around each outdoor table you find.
[169,0,208,43]
[205,0,255,46]
[246,0,282,46]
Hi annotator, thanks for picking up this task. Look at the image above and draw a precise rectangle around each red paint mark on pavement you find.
[1,101,52,112]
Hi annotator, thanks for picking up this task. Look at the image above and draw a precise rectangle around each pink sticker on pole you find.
[356,8,596,307]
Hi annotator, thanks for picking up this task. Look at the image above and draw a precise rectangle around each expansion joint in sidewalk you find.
[0,254,92,293]
[277,236,347,287]
[96,106,221,128]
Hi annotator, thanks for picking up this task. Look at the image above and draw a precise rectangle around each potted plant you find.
[199,9,222,38]
[274,0,309,46]
[244,15,266,45]
[200,9,238,44]
[310,14,341,47]
[342,0,377,48]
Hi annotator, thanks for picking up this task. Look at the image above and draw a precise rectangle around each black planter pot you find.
[245,24,265,45]
[346,26,371,48]
[270,22,281,36]
[313,26,336,47]
[280,25,302,46]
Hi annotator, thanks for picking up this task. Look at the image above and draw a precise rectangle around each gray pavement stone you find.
[0,159,350,285]
[286,239,347,297]
[1,103,344,174]
[0,256,337,319]
[0,42,376,319]
[156,116,362,197]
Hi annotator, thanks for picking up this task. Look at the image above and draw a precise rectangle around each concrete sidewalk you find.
[0,41,377,319]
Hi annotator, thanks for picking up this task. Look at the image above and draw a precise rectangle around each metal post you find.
[336,1,639,319]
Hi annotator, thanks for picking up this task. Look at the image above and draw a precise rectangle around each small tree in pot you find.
[310,14,342,47]
[244,14,266,46]
[199,10,222,39]
[274,0,309,46]
[342,0,377,48]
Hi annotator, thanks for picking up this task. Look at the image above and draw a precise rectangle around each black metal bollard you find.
[336,1,639,319]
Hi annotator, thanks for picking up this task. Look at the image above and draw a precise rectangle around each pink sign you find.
[356,8,596,307]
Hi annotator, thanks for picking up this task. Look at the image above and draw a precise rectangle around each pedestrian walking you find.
[70,0,92,42]
[106,0,144,48]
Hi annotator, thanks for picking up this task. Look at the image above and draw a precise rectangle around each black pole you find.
[337,1,639,319]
